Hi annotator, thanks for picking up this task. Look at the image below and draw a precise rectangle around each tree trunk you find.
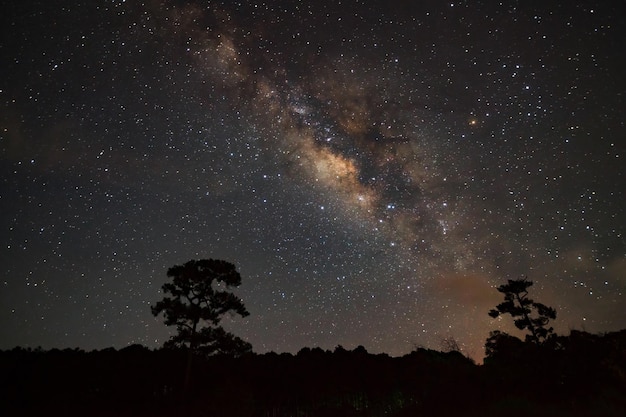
[516,293,539,343]
[184,320,198,394]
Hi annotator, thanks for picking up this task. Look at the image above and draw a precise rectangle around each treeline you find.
[1,330,625,417]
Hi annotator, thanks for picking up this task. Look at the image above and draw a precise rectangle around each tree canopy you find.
[151,259,251,356]
[488,278,556,344]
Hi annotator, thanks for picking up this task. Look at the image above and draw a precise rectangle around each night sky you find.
[1,0,625,360]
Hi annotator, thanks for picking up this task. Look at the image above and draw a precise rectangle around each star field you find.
[1,0,625,360]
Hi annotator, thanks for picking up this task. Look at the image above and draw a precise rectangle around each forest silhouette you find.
[2,260,625,416]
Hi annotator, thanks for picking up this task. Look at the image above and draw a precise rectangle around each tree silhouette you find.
[152,259,251,391]
[152,259,251,353]
[488,278,556,344]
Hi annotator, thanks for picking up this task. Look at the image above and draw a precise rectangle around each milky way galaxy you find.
[1,1,625,359]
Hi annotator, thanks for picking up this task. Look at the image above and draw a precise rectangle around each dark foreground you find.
[2,330,625,417]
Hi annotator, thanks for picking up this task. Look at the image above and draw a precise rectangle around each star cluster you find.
[1,0,624,359]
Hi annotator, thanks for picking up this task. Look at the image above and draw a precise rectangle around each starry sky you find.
[1,0,625,360]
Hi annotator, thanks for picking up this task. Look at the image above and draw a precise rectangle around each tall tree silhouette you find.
[488,278,556,344]
[152,259,251,390]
